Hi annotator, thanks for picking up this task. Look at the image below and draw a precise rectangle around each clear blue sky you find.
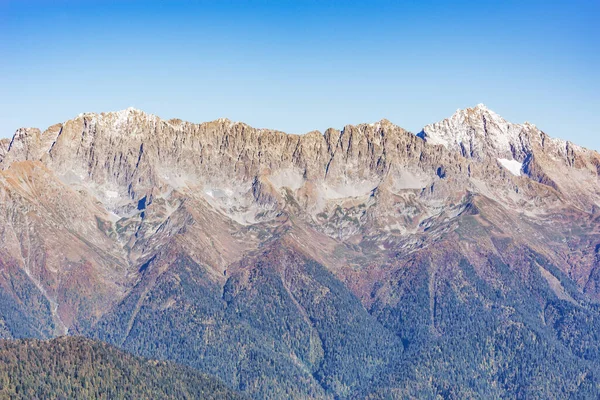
[1,0,598,149]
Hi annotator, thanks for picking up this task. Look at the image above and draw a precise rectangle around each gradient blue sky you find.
[1,0,599,149]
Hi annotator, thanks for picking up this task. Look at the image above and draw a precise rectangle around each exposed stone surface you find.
[0,138,10,163]
[1,105,599,333]
[418,104,600,210]
[1,105,600,398]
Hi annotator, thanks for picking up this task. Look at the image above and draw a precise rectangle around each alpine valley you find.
[1,104,600,399]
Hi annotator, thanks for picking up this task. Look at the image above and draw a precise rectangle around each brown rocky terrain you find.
[1,105,599,398]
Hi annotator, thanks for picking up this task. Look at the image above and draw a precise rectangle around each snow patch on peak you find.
[365,119,397,131]
[77,111,95,119]
[74,108,151,126]
[111,107,144,115]
[497,158,523,176]
[367,120,385,129]
[420,104,530,161]
[214,118,242,127]
[111,107,147,119]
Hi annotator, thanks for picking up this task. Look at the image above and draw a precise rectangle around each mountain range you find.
[1,104,600,398]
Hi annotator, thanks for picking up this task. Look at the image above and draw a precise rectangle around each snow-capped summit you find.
[417,104,532,162]
[473,103,490,111]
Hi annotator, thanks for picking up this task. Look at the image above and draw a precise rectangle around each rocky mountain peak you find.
[417,104,527,161]
[2,106,599,217]
[78,106,147,118]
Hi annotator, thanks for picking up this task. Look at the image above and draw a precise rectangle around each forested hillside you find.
[0,336,243,399]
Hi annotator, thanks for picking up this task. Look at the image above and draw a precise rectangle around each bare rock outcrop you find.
[0,104,599,336]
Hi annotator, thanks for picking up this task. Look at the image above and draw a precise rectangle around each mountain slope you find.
[0,336,243,399]
[418,103,600,211]
[0,106,599,398]
[90,240,407,398]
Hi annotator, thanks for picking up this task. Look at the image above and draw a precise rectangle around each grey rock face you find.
[419,104,600,210]
[0,104,599,333]
[0,138,10,163]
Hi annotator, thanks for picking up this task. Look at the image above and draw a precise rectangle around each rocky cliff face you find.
[419,103,600,210]
[0,138,10,163]
[1,105,600,398]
